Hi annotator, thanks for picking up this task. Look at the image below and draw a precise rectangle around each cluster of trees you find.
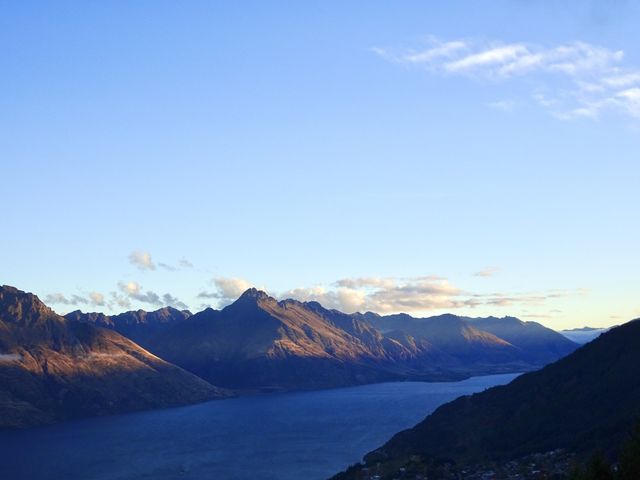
[570,424,640,480]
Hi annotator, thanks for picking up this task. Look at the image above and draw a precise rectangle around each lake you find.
[0,373,519,480]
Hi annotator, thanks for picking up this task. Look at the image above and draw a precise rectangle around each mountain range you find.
[1,284,579,428]
[68,288,578,392]
[333,317,640,479]
[65,306,191,347]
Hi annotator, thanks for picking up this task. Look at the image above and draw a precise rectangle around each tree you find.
[585,453,614,480]
[570,453,613,480]
[618,422,640,480]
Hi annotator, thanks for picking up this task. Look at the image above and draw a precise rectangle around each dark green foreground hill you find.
[334,318,640,478]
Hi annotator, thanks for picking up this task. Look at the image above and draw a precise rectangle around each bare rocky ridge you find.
[0,285,228,429]
[65,306,191,348]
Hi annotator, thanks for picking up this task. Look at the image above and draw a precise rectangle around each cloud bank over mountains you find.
[277,276,585,314]
[45,251,194,311]
[42,250,584,321]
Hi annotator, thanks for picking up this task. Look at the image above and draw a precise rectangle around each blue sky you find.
[2,1,639,329]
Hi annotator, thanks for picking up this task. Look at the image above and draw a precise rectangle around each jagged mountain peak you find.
[221,288,277,314]
[0,285,60,326]
[239,287,271,299]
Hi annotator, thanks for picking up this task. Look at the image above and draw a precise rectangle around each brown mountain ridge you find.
[0,285,228,429]
[69,288,578,392]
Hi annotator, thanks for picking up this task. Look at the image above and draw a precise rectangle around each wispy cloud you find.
[118,281,161,306]
[374,37,640,120]
[467,288,588,308]
[178,258,194,268]
[474,266,501,278]
[196,291,220,299]
[128,250,156,271]
[45,293,87,305]
[198,277,255,304]
[44,272,585,319]
[280,276,585,315]
[486,99,516,112]
[158,257,195,271]
[110,292,131,309]
[284,276,462,313]
[45,291,106,307]
[109,282,189,310]
[374,39,467,65]
[446,44,530,74]
[162,293,189,310]
[197,273,584,316]
[88,291,106,306]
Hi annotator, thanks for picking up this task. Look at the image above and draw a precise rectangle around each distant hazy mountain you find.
[0,286,227,429]
[129,289,578,391]
[465,315,579,364]
[363,312,577,367]
[65,307,191,348]
[333,317,640,478]
[560,326,610,344]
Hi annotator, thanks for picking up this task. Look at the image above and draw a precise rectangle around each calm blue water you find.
[0,373,519,480]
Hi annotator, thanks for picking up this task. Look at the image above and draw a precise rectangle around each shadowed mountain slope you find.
[137,289,577,391]
[362,313,520,365]
[65,307,191,349]
[144,289,422,391]
[0,286,228,429]
[333,317,640,478]
[364,312,577,366]
[465,315,579,364]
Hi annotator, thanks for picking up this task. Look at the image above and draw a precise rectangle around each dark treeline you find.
[571,423,640,480]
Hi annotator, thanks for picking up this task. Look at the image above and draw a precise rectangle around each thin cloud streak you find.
[474,266,501,278]
[374,37,640,120]
[44,275,587,321]
[278,276,585,315]
[201,274,587,316]
[159,258,195,271]
[45,291,106,307]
